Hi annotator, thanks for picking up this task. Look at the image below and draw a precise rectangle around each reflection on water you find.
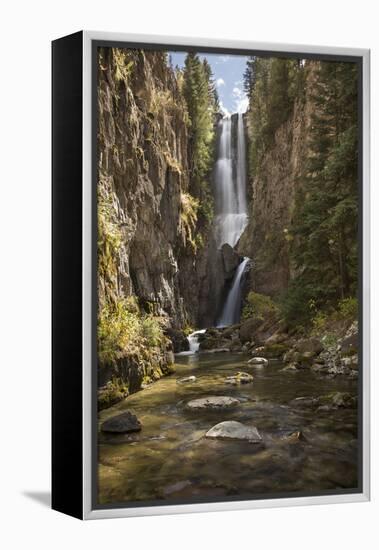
[98,352,358,505]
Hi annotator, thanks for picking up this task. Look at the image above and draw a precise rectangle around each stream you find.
[98,352,358,505]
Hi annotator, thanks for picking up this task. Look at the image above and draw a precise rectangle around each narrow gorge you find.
[96,47,360,504]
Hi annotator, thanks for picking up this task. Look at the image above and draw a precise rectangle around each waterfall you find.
[176,329,206,356]
[214,114,248,249]
[217,258,249,327]
[213,113,249,327]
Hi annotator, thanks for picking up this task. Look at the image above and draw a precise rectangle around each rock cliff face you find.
[238,62,319,297]
[98,48,193,327]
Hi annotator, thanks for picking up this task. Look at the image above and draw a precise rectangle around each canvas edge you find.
[82,31,370,520]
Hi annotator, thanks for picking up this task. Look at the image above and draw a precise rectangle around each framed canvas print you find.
[52,31,370,519]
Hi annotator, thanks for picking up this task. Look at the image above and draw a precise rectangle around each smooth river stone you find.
[186,396,240,410]
[206,421,262,442]
[101,411,141,433]
[225,372,254,385]
[247,357,268,365]
[177,375,197,384]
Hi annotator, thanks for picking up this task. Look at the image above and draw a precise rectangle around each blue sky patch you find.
[169,52,249,115]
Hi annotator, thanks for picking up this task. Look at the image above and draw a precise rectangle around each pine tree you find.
[182,53,217,223]
[284,61,358,323]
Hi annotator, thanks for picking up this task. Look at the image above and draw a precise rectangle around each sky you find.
[169,52,249,115]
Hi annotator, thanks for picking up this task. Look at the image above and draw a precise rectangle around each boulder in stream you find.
[225,372,254,385]
[186,396,240,410]
[247,357,268,365]
[206,421,262,442]
[177,375,197,384]
[101,411,142,433]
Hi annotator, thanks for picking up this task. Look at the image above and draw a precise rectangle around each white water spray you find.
[214,114,248,248]
[217,257,249,327]
[176,329,206,356]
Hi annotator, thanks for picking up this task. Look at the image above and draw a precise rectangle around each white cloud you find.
[216,55,230,64]
[216,78,225,88]
[232,86,248,113]
[219,100,230,117]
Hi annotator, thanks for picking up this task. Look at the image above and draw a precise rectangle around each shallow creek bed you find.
[98,352,358,505]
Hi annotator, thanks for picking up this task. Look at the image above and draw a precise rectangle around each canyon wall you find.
[238,62,319,298]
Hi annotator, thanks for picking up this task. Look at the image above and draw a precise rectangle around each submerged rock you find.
[247,357,268,365]
[290,392,357,411]
[280,363,299,372]
[225,372,254,385]
[177,375,197,384]
[186,396,240,410]
[318,391,357,410]
[290,396,319,408]
[101,411,142,433]
[205,421,262,442]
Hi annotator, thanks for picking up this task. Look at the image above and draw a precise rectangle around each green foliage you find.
[284,62,359,324]
[245,57,304,178]
[337,296,358,320]
[98,297,166,366]
[141,316,165,347]
[180,192,199,250]
[97,184,122,281]
[181,53,217,230]
[242,292,278,321]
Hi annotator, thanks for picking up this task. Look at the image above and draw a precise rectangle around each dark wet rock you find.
[290,396,319,408]
[290,392,357,411]
[177,375,196,384]
[318,392,357,409]
[221,243,240,279]
[205,421,262,442]
[225,372,254,385]
[239,317,262,343]
[199,330,231,351]
[166,328,189,353]
[295,337,323,355]
[265,332,289,345]
[101,411,142,433]
[247,357,268,365]
[262,343,290,359]
[280,363,299,372]
[339,321,358,356]
[186,396,240,410]
[221,325,240,339]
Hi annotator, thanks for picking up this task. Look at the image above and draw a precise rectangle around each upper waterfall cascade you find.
[214,114,248,249]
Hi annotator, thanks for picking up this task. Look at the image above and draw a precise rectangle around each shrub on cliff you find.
[98,297,166,366]
[242,291,278,321]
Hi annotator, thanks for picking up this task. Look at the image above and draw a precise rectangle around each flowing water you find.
[98,353,358,505]
[213,114,248,249]
[217,258,250,327]
[213,113,249,327]
[177,329,207,356]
